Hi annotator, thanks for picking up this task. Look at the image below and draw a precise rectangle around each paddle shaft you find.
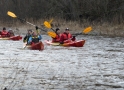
[18,18,47,32]
[25,21,36,26]
[18,18,52,37]
[51,28,55,32]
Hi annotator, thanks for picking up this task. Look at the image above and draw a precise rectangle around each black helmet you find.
[35,26,38,29]
[3,27,6,30]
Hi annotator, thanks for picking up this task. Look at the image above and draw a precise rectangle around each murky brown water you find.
[0,35,124,90]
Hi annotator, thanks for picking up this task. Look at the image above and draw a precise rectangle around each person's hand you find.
[59,41,64,44]
[37,32,40,35]
[72,36,76,38]
[35,26,39,30]
[71,36,76,41]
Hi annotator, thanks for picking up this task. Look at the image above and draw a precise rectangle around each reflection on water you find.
[0,35,124,90]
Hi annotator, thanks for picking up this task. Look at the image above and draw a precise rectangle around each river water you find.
[0,35,124,90]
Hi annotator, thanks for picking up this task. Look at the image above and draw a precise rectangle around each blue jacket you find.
[28,35,42,44]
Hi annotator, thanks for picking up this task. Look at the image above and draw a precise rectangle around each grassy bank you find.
[0,19,124,37]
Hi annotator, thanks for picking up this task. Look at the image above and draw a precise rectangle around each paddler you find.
[8,28,15,37]
[0,27,10,37]
[28,26,42,45]
[23,29,33,43]
[52,28,61,42]
[59,28,75,44]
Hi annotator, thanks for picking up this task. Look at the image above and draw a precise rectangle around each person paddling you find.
[27,26,42,45]
[52,28,61,42]
[28,31,42,45]
[23,29,33,43]
[23,26,42,48]
[8,28,15,37]
[59,28,75,44]
[0,27,9,37]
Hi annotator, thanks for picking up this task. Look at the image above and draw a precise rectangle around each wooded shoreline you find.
[0,0,123,37]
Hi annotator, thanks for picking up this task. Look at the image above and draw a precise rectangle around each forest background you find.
[0,0,124,37]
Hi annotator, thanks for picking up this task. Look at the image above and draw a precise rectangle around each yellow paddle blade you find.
[49,18,53,24]
[83,27,92,34]
[7,11,17,18]
[44,21,51,29]
[47,31,56,38]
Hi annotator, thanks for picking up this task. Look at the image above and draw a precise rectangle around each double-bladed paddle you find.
[7,11,55,37]
[44,21,92,37]
[44,21,92,38]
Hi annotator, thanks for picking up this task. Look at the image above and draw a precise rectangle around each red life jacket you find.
[1,30,9,37]
[59,32,72,43]
[61,32,72,40]
[52,34,61,42]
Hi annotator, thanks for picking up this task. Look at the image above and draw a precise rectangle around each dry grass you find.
[0,18,124,37]
[92,22,124,37]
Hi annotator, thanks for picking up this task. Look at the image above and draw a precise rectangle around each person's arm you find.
[7,32,11,37]
[35,26,40,34]
[71,36,76,41]
[28,37,32,44]
[23,35,28,43]
[70,33,72,38]
[59,35,64,44]
[38,35,42,40]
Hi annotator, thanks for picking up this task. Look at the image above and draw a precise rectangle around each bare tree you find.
[0,0,123,23]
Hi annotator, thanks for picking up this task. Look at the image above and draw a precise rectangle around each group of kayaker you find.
[0,26,75,46]
[0,26,76,48]
[52,28,76,44]
[23,26,75,46]
[0,27,14,37]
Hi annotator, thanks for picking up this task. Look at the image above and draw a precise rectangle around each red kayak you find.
[26,42,44,50]
[0,35,22,41]
[44,40,85,47]
[63,40,85,47]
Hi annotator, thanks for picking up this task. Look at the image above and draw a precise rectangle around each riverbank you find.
[0,20,124,37]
